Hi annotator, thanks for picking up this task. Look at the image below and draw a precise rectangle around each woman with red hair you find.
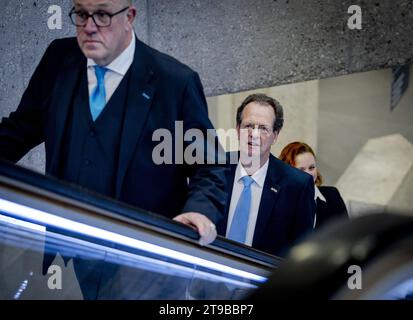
[279,142,348,229]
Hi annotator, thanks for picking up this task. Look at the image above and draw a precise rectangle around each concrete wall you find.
[318,66,413,185]
[318,66,413,215]
[147,0,413,96]
[207,79,319,157]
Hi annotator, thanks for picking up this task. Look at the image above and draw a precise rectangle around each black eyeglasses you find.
[69,6,129,27]
[240,123,273,136]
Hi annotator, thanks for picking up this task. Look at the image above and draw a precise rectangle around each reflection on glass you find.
[0,211,264,300]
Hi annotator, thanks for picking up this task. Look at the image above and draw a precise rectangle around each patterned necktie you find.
[89,66,108,121]
[228,175,254,243]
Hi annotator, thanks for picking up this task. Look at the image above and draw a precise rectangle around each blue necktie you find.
[89,66,107,121]
[228,176,254,243]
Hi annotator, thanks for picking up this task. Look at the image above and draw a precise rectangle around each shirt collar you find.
[235,159,269,188]
[87,32,136,76]
[315,185,327,202]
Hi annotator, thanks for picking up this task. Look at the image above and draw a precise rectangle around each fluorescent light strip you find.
[0,198,267,283]
[0,213,46,232]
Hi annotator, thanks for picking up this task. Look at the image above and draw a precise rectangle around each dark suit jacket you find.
[217,153,315,257]
[0,36,226,224]
[315,186,348,229]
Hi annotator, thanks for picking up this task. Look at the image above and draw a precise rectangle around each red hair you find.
[279,141,323,186]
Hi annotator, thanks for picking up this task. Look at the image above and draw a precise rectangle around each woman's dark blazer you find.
[315,186,348,229]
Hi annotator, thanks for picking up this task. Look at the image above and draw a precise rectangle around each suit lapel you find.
[217,163,237,236]
[115,38,156,197]
[48,54,84,175]
[252,155,282,246]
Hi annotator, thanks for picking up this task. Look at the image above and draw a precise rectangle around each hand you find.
[173,212,217,246]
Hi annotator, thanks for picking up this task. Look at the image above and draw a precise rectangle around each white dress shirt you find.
[226,159,269,246]
[87,33,136,104]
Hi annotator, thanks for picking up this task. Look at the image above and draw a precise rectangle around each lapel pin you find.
[270,187,278,193]
[142,92,150,100]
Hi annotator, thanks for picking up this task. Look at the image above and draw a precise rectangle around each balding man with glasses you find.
[0,0,226,299]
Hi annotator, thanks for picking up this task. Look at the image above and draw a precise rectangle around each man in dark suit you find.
[0,0,226,297]
[217,94,315,257]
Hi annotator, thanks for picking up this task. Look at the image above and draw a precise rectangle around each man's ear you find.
[127,6,137,25]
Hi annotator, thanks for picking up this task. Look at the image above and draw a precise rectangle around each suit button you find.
[89,130,96,137]
[84,159,91,166]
